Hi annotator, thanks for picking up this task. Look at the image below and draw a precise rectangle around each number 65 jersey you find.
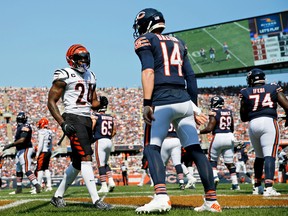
[53,68,96,117]
[240,83,281,121]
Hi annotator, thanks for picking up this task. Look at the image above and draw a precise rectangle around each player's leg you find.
[95,140,109,193]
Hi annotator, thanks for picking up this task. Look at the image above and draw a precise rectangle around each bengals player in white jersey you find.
[34,117,53,193]
[47,44,111,209]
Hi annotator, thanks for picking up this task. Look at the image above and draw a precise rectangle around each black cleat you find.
[94,199,112,210]
[35,184,42,193]
[51,196,66,208]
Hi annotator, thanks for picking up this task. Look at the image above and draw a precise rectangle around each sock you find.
[254,157,264,187]
[54,163,80,198]
[264,156,276,188]
[188,166,194,176]
[45,169,52,188]
[81,161,99,203]
[37,170,44,186]
[26,171,39,186]
[231,173,238,185]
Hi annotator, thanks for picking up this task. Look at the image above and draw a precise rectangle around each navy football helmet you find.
[16,112,27,124]
[210,96,224,108]
[133,8,165,39]
[246,68,266,87]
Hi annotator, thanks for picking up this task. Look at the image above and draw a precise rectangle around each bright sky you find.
[1,0,287,88]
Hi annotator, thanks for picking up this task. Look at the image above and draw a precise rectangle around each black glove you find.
[61,122,76,137]
[99,96,108,107]
[143,106,155,125]
[3,143,14,151]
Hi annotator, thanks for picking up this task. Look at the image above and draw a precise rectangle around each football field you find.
[173,20,254,75]
[0,183,287,215]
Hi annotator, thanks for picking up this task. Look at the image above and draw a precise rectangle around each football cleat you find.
[194,200,222,212]
[185,177,196,189]
[9,187,22,195]
[135,194,171,214]
[179,183,185,190]
[231,184,240,191]
[252,185,264,195]
[108,181,116,192]
[137,183,143,187]
[51,196,66,208]
[98,187,109,193]
[263,187,281,196]
[35,184,42,193]
[45,187,53,192]
[94,199,113,210]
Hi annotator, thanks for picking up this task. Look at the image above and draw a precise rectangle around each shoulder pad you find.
[53,68,70,83]
[134,36,151,51]
[209,110,217,116]
[21,124,31,132]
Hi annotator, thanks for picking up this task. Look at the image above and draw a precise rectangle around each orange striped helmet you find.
[66,44,90,69]
[37,117,49,129]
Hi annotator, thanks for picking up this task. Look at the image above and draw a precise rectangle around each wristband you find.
[143,99,152,107]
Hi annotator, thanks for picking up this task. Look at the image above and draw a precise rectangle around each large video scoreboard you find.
[166,11,288,77]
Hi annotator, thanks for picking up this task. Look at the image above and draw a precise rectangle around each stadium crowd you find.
[0,83,287,179]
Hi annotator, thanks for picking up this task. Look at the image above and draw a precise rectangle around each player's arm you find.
[36,133,44,158]
[182,46,198,105]
[277,91,288,127]
[3,133,26,151]
[47,80,66,126]
[239,92,249,122]
[200,111,216,134]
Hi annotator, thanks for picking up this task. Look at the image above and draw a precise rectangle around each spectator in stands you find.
[240,68,288,196]
[47,44,111,209]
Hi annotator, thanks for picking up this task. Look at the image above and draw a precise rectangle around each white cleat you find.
[137,183,143,187]
[98,187,109,193]
[194,200,222,212]
[252,185,264,195]
[135,194,171,214]
[263,187,281,196]
[185,177,196,189]
[31,188,37,194]
[45,187,53,192]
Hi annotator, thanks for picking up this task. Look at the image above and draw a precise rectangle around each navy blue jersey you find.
[236,148,249,163]
[92,113,114,141]
[240,83,281,121]
[167,123,177,138]
[134,33,197,105]
[211,108,234,134]
[15,123,33,150]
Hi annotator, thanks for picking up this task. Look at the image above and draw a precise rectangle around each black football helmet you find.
[16,112,27,124]
[133,8,165,39]
[210,96,224,108]
[246,68,266,87]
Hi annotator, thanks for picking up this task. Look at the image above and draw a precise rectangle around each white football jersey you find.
[53,67,96,117]
[37,128,53,156]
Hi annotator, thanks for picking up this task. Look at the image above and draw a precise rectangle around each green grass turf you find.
[0,183,287,215]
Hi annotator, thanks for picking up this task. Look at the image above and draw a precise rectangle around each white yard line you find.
[188,53,205,73]
[203,28,248,67]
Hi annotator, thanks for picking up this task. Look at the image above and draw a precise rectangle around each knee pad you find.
[225,163,236,174]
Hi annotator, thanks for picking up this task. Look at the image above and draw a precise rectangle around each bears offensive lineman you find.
[34,117,53,193]
[3,112,42,194]
[133,8,221,213]
[200,96,240,190]
[240,68,288,196]
[91,98,116,193]
[47,44,111,209]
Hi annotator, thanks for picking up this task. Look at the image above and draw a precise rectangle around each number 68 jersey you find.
[240,83,281,121]
[53,68,96,117]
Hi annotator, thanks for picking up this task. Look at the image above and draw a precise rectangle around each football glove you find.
[99,96,108,107]
[143,106,155,125]
[61,122,76,137]
[3,143,14,151]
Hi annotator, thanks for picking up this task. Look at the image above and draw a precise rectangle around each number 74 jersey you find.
[240,82,282,121]
[53,67,96,117]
